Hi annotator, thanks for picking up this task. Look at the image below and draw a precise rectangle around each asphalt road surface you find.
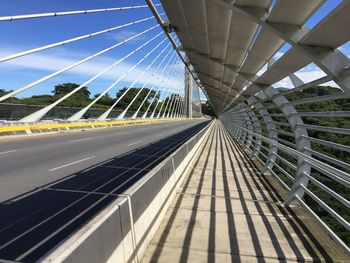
[0,119,207,202]
[0,119,210,262]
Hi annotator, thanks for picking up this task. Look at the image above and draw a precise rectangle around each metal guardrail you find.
[220,84,350,253]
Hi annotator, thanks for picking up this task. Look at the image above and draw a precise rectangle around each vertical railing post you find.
[251,92,278,171]
[246,97,263,158]
[263,86,312,205]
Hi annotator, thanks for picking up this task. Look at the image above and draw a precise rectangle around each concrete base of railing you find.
[40,121,214,263]
[0,118,190,137]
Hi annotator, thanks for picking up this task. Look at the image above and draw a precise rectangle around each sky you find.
[0,0,349,101]
[0,0,192,100]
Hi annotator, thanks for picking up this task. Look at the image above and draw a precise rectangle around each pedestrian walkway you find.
[141,121,349,262]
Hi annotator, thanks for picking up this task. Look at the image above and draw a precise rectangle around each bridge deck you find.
[141,121,349,262]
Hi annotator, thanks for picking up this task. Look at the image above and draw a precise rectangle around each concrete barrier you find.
[41,121,213,263]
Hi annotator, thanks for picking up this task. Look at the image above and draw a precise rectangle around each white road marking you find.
[69,137,93,142]
[49,156,95,172]
[156,133,165,137]
[0,149,17,155]
[127,140,143,146]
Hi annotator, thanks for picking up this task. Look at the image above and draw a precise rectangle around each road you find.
[0,119,206,202]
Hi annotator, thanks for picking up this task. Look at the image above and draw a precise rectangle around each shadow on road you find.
[0,121,209,262]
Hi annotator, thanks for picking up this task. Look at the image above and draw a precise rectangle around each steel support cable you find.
[174,84,186,118]
[172,82,185,118]
[172,98,180,118]
[171,86,186,118]
[176,98,183,118]
[142,60,183,118]
[132,53,179,119]
[167,72,185,118]
[173,96,183,118]
[95,40,172,121]
[152,68,184,118]
[0,4,160,22]
[166,94,177,118]
[166,88,182,118]
[0,24,160,103]
[116,44,177,119]
[143,60,183,118]
[131,50,179,119]
[145,74,179,118]
[178,94,184,118]
[0,16,156,63]
[170,95,180,118]
[145,0,205,92]
[152,76,180,118]
[20,30,163,122]
[156,78,183,118]
[68,38,170,121]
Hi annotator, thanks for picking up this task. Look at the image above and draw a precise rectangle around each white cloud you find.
[273,63,327,89]
[107,30,147,42]
[0,47,183,95]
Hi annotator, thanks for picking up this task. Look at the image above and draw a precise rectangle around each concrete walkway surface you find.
[141,120,350,263]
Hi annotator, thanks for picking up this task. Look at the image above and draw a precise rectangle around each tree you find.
[52,83,91,107]
[93,93,114,106]
[115,87,159,111]
[0,89,20,103]
[53,83,90,100]
[0,89,10,96]
[201,101,216,117]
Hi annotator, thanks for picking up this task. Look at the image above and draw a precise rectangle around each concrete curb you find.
[0,118,190,137]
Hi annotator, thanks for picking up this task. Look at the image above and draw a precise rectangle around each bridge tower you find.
[184,66,192,118]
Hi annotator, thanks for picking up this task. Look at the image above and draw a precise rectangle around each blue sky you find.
[0,0,190,100]
[0,0,349,100]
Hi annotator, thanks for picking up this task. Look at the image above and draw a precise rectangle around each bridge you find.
[0,0,349,262]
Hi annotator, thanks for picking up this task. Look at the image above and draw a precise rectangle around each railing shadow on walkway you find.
[146,121,339,263]
[0,121,210,263]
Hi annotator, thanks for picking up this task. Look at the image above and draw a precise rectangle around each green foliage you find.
[201,101,216,117]
[52,83,90,98]
[93,93,114,106]
[0,89,10,96]
[115,87,159,111]
[51,83,91,107]
[1,84,163,112]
